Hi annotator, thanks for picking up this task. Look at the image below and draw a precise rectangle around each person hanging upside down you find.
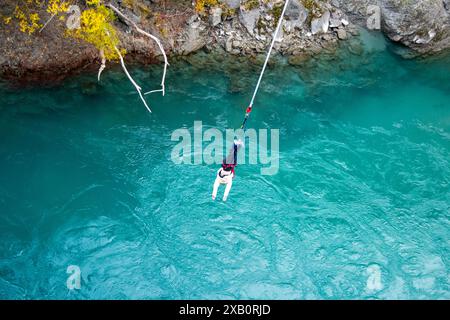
[212,165,234,202]
[212,139,243,202]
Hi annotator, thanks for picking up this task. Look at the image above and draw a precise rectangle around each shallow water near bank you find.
[0,36,449,299]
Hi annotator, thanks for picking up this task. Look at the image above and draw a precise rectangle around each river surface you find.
[0,31,449,299]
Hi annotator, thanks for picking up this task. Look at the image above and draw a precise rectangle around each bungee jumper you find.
[211,0,291,201]
[212,139,243,202]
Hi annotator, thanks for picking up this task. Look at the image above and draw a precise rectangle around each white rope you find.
[248,0,290,108]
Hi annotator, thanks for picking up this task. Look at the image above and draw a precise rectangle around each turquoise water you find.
[0,34,449,299]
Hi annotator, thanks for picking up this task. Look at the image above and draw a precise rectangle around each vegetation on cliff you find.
[1,0,169,112]
[68,0,125,61]
[0,0,448,87]
[2,1,124,61]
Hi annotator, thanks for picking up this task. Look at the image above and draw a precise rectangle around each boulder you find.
[337,28,347,40]
[285,0,303,20]
[413,30,436,44]
[220,0,241,9]
[285,0,309,29]
[311,11,330,35]
[186,14,199,25]
[232,40,242,48]
[225,36,234,52]
[329,18,341,28]
[322,33,332,41]
[239,7,261,35]
[348,41,363,55]
[288,53,311,66]
[331,0,450,55]
[209,7,223,27]
[380,0,450,54]
[179,20,207,55]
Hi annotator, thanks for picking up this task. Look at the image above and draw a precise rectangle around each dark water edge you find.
[2,28,449,97]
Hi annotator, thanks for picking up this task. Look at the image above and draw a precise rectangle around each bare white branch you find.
[107,4,169,96]
[97,49,106,82]
[115,46,152,113]
[39,13,56,33]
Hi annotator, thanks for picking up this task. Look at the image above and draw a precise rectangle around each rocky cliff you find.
[0,0,449,82]
[332,0,450,55]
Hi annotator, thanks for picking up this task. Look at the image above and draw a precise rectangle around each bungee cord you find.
[241,0,290,131]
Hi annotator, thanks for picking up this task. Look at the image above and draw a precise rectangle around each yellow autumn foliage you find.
[4,0,126,61]
[195,0,219,14]
[67,3,125,61]
[14,6,43,34]
[86,0,101,6]
[47,0,70,15]
[4,0,68,34]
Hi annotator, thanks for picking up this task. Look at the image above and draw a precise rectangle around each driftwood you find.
[107,4,169,97]
[36,2,169,113]
[115,46,152,113]
[97,49,106,82]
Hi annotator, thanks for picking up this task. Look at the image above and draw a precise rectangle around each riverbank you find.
[0,0,449,84]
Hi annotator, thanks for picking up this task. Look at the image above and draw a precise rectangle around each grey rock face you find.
[329,18,341,28]
[221,0,241,9]
[331,0,450,55]
[380,0,449,54]
[337,28,347,40]
[285,0,309,28]
[285,0,303,20]
[311,11,330,35]
[179,20,207,55]
[239,7,261,35]
[209,7,223,27]
[225,36,234,52]
[288,52,311,65]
